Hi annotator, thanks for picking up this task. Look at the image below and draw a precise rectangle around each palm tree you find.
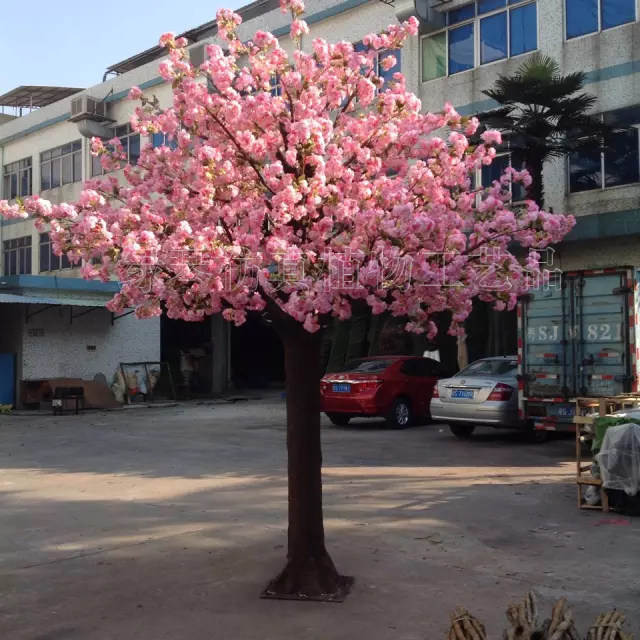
[478,53,611,209]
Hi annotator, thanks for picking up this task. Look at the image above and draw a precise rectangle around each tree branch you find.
[204,105,274,195]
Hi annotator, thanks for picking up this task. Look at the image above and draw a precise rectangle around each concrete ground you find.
[0,400,638,640]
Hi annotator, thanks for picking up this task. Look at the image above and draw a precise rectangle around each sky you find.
[0,0,246,96]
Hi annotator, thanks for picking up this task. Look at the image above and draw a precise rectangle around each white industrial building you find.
[406,0,640,271]
[1,0,639,405]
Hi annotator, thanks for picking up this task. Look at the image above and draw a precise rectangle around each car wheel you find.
[326,412,351,426]
[387,398,412,429]
[449,424,475,439]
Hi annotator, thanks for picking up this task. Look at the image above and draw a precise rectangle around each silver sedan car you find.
[430,356,522,438]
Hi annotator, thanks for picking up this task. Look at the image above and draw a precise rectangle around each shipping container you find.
[518,268,640,432]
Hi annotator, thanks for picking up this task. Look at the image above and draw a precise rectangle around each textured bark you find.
[265,303,345,599]
[525,156,545,210]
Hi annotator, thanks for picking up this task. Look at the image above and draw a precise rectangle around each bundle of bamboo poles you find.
[447,593,633,640]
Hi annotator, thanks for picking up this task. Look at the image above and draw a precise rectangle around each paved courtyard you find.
[0,399,638,639]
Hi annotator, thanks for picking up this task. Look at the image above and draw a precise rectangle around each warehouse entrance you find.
[230,313,284,390]
[160,315,214,397]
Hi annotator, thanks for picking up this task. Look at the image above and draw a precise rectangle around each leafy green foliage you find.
[478,53,612,207]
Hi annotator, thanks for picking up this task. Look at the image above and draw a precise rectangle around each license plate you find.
[452,389,474,399]
[332,384,351,393]
[549,405,575,418]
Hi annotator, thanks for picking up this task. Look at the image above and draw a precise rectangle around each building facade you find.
[1,0,639,403]
[407,0,640,270]
[0,84,163,406]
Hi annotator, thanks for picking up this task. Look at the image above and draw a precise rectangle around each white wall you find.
[555,239,640,272]
[0,90,168,274]
[21,307,160,382]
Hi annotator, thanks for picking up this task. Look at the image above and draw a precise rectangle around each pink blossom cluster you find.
[0,0,574,337]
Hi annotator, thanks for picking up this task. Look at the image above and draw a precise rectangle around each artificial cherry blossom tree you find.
[1,0,574,600]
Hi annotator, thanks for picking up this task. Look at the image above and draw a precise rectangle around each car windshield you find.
[455,359,517,377]
[341,359,396,373]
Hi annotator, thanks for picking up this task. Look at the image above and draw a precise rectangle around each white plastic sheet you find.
[595,423,640,496]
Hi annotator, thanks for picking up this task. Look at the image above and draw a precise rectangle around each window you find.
[378,49,402,88]
[341,358,396,373]
[481,12,507,64]
[2,236,32,276]
[40,141,81,190]
[456,358,517,376]
[510,3,537,55]
[449,23,475,73]
[91,124,140,177]
[3,157,32,201]
[421,0,537,81]
[568,106,640,193]
[477,150,527,201]
[354,41,402,90]
[116,124,141,166]
[422,33,447,83]
[39,233,71,272]
[481,153,511,187]
[565,0,635,39]
[151,132,179,150]
[270,75,283,97]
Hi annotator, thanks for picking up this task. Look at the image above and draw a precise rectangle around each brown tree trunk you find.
[525,156,545,209]
[263,304,350,600]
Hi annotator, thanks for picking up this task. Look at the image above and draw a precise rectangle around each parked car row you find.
[320,355,522,436]
[321,272,639,439]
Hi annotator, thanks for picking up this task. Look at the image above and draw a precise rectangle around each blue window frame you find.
[151,133,164,148]
[92,125,140,177]
[379,49,402,86]
[601,0,636,29]
[351,41,402,90]
[568,106,640,192]
[421,0,537,81]
[565,0,599,37]
[480,13,508,63]
[480,153,526,201]
[565,0,635,39]
[270,75,283,97]
[478,0,506,13]
[151,133,178,150]
[481,153,510,187]
[39,233,71,272]
[2,236,31,276]
[449,24,475,74]
[3,157,32,201]
[448,4,476,24]
[40,141,82,190]
[510,3,537,56]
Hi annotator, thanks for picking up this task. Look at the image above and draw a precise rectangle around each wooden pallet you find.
[572,395,640,512]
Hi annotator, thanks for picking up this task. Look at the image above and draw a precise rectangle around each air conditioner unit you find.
[395,0,446,33]
[69,95,111,123]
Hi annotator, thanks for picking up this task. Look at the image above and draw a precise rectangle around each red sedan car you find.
[320,356,441,428]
